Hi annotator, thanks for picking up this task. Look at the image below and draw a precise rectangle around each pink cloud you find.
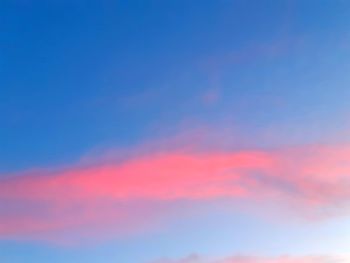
[1,143,350,241]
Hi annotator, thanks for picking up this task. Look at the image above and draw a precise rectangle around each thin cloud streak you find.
[1,143,350,241]
[150,254,349,263]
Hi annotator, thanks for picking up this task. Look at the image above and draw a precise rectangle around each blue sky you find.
[1,1,350,263]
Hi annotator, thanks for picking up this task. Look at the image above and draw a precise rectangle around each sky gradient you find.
[1,1,350,262]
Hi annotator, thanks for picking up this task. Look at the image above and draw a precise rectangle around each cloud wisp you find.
[1,143,350,241]
[150,254,349,263]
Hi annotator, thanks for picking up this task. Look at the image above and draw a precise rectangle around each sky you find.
[1,1,350,262]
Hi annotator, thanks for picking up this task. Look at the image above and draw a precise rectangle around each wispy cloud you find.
[1,142,350,241]
[149,254,349,263]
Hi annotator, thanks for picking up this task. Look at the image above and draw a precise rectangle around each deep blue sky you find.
[1,1,350,263]
[2,0,349,173]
